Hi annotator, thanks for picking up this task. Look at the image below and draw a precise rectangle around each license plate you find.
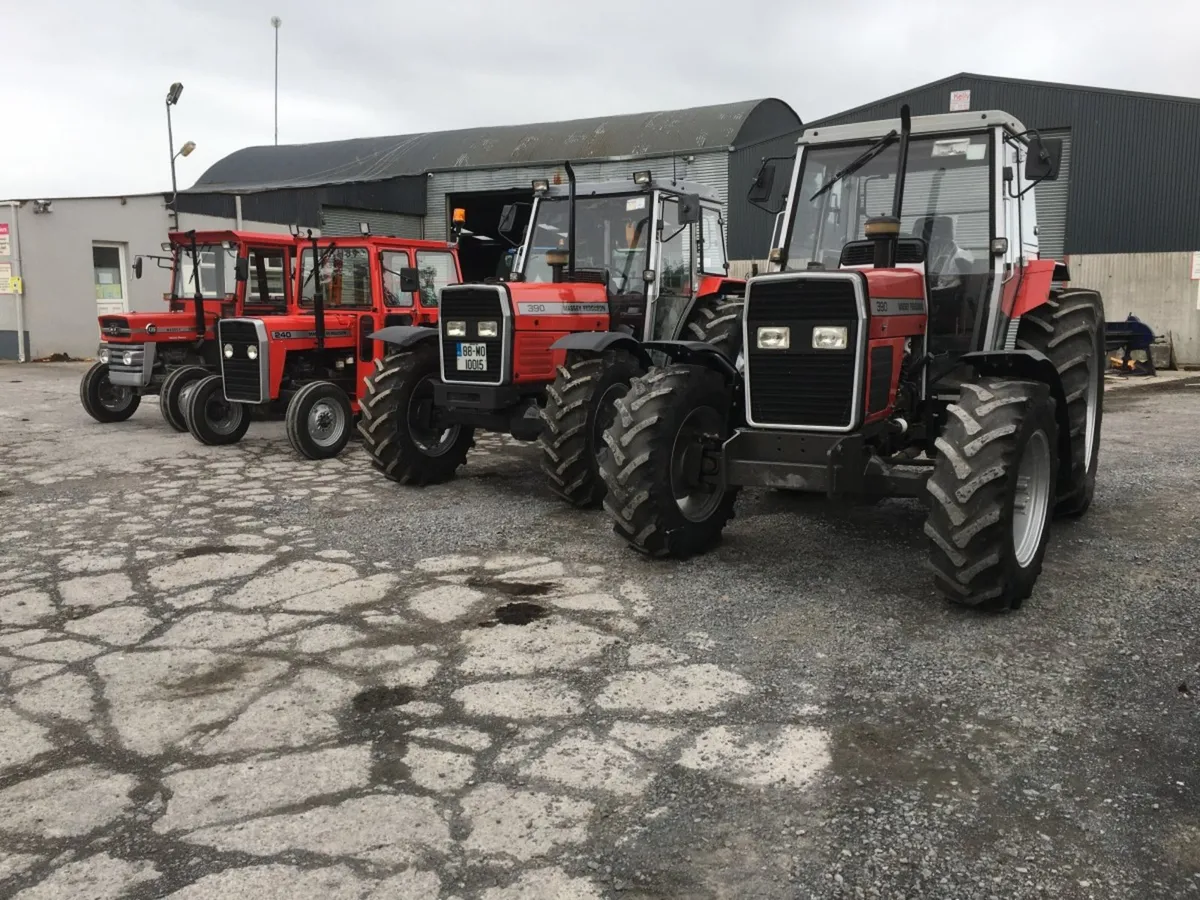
[456,342,488,371]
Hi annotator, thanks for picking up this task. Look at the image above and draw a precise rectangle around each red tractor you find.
[358,164,746,507]
[599,106,1106,612]
[80,230,298,429]
[182,229,461,459]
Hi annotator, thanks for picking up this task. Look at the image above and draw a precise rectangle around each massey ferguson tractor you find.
[357,164,746,507]
[598,106,1106,612]
[181,230,460,460]
[80,230,298,429]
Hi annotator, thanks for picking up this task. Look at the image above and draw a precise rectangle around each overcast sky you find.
[4,0,1198,198]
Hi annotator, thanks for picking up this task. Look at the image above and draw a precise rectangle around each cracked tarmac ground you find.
[1,363,1199,900]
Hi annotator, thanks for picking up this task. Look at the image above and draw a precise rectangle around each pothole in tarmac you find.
[468,576,553,597]
[478,601,549,628]
[177,544,242,559]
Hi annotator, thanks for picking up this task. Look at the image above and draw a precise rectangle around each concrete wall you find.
[0,197,296,360]
[1070,252,1200,366]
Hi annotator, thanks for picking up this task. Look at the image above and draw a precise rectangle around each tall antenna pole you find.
[271,17,282,145]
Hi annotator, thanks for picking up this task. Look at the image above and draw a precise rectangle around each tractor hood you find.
[98,311,216,343]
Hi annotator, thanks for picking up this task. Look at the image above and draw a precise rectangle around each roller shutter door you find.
[321,206,424,239]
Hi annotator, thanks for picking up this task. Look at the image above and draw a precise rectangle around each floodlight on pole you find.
[166,82,185,230]
[271,17,282,145]
[176,141,196,160]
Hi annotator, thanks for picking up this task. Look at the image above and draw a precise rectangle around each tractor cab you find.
[508,173,732,345]
[756,110,1064,359]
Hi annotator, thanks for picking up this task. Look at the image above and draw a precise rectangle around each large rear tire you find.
[286,381,353,460]
[357,344,475,485]
[599,364,738,558]
[159,365,210,432]
[80,362,140,423]
[184,375,251,446]
[538,349,644,508]
[925,377,1058,612]
[1015,289,1104,517]
[684,292,745,358]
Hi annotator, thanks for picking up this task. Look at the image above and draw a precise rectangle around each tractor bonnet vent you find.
[839,238,925,268]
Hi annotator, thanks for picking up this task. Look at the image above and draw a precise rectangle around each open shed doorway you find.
[447,189,532,282]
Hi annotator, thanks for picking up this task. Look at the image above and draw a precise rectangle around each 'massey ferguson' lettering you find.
[516,302,609,316]
[870,298,925,316]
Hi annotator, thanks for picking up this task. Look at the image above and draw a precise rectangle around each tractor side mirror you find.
[133,256,143,279]
[234,257,250,282]
[1025,136,1062,182]
[398,267,421,294]
[676,193,702,225]
[748,162,776,204]
[498,204,518,234]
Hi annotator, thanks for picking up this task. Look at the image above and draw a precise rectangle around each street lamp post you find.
[166,82,186,231]
[271,17,282,145]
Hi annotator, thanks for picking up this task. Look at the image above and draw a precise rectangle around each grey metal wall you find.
[1071,251,1200,365]
[807,74,1200,255]
[426,153,729,242]
[321,207,424,239]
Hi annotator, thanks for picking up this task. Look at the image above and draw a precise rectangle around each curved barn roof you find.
[191,98,799,193]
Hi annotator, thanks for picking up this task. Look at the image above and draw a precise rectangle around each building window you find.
[93,244,125,301]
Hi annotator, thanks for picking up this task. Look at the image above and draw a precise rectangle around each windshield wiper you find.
[809,129,899,202]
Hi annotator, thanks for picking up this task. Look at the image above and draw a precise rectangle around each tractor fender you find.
[960,349,1072,484]
[368,325,437,350]
[550,331,652,368]
[642,340,739,381]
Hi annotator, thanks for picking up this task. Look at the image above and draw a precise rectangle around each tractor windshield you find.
[522,194,651,297]
[171,244,239,298]
[299,247,373,309]
[785,134,994,351]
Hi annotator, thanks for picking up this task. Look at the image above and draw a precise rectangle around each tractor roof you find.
[309,235,457,252]
[800,109,1028,146]
[541,179,720,203]
[166,229,298,246]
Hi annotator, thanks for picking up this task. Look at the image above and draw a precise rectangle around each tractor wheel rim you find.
[1084,350,1099,471]
[1012,428,1052,568]
[99,378,134,411]
[592,382,628,455]
[308,399,346,449]
[669,405,725,522]
[205,394,243,436]
[407,374,460,456]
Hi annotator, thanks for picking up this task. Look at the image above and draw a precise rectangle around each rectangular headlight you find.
[477,321,499,338]
[445,321,467,337]
[812,326,849,350]
[756,326,790,350]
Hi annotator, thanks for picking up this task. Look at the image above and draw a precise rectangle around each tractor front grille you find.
[217,320,267,403]
[104,342,155,388]
[745,275,862,430]
[440,286,506,385]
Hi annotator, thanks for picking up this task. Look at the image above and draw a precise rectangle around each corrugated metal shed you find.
[806,73,1200,255]
[191,100,793,192]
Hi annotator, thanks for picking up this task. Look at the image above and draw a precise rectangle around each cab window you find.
[300,247,372,308]
[415,251,460,308]
[245,247,288,310]
[381,250,414,307]
[700,208,727,275]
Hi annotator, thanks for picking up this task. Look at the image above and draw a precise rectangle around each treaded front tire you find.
[80,362,141,423]
[1016,289,1104,517]
[925,377,1058,612]
[159,365,210,432]
[357,344,475,485]
[286,380,353,460]
[599,364,738,558]
[684,292,745,357]
[184,374,250,446]
[538,349,644,508]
